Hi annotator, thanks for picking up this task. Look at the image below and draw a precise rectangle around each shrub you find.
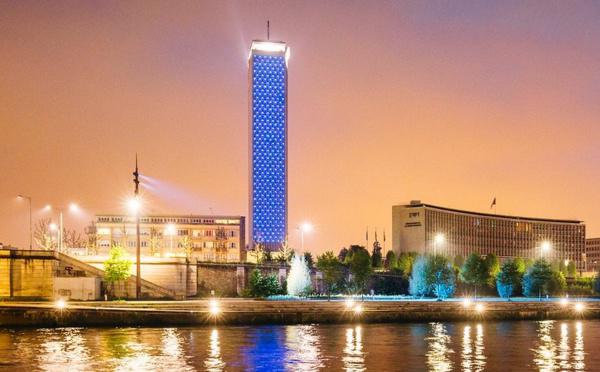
[246,269,282,298]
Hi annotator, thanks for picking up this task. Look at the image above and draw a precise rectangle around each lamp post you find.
[44,203,80,253]
[298,222,313,252]
[17,195,32,250]
[132,155,141,300]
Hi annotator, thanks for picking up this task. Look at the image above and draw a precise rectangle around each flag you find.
[383,229,386,242]
[375,228,378,242]
[366,227,368,241]
[490,197,496,209]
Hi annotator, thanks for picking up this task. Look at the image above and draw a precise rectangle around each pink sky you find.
[1,1,599,253]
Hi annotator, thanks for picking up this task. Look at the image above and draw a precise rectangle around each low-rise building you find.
[585,238,600,272]
[91,214,246,263]
[392,201,586,269]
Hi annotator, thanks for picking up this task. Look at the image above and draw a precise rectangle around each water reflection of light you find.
[573,322,585,371]
[534,320,557,371]
[474,324,485,371]
[462,326,472,371]
[162,328,183,358]
[426,323,453,372]
[37,328,91,370]
[343,326,365,371]
[205,329,226,372]
[558,323,570,370]
[461,324,485,372]
[285,325,323,371]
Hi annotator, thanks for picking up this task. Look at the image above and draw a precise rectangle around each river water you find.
[1,320,598,371]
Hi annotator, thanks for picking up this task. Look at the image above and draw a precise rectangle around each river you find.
[1,320,598,371]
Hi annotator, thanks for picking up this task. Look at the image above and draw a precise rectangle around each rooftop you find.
[400,201,583,224]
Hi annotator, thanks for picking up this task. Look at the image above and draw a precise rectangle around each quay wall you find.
[0,301,598,328]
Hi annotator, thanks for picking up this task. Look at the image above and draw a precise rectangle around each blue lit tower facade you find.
[248,40,290,251]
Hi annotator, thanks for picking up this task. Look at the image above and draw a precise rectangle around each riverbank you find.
[1,299,598,327]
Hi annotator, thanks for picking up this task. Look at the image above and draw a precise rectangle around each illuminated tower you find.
[248,39,290,251]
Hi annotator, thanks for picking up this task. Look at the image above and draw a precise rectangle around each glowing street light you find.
[540,241,551,260]
[462,298,473,308]
[297,222,313,251]
[209,299,220,316]
[475,303,485,313]
[345,298,355,309]
[574,302,585,312]
[353,304,363,314]
[16,195,32,250]
[165,223,177,252]
[55,299,67,310]
[560,298,569,307]
[127,197,141,215]
[44,203,81,252]
[433,233,445,255]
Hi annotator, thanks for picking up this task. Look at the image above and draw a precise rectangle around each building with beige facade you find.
[392,201,586,269]
[91,214,246,263]
[585,238,600,272]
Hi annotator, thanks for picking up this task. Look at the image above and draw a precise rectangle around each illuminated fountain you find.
[286,254,312,297]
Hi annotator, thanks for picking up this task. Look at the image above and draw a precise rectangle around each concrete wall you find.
[53,277,101,300]
[0,250,58,299]
[82,256,196,298]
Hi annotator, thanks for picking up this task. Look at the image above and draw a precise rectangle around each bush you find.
[246,269,282,298]
[370,274,408,295]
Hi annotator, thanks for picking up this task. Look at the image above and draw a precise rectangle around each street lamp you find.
[297,222,313,251]
[165,223,176,253]
[540,241,551,260]
[17,195,32,250]
[433,233,445,256]
[44,203,81,252]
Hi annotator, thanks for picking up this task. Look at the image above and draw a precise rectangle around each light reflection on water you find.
[0,320,597,371]
[533,320,585,371]
[343,326,365,371]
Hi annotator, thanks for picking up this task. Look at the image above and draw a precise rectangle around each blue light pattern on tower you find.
[251,53,287,247]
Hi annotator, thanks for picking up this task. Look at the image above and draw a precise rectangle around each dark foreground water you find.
[1,320,599,371]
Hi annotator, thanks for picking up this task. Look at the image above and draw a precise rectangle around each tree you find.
[371,241,383,268]
[316,251,345,299]
[247,269,281,298]
[179,236,192,260]
[496,260,522,300]
[85,222,100,255]
[426,255,456,300]
[63,228,85,250]
[567,261,577,278]
[103,245,132,298]
[275,238,294,263]
[522,259,553,298]
[346,248,372,294]
[409,255,430,297]
[484,254,500,288]
[461,253,488,297]
[453,255,465,269]
[384,251,397,270]
[595,270,600,294]
[338,247,349,262]
[397,252,415,277]
[548,270,567,296]
[303,252,315,270]
[148,227,162,257]
[33,218,55,250]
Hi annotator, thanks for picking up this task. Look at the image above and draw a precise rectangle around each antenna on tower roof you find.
[267,20,270,40]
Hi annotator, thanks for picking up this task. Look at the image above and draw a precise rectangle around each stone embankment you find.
[0,299,598,327]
